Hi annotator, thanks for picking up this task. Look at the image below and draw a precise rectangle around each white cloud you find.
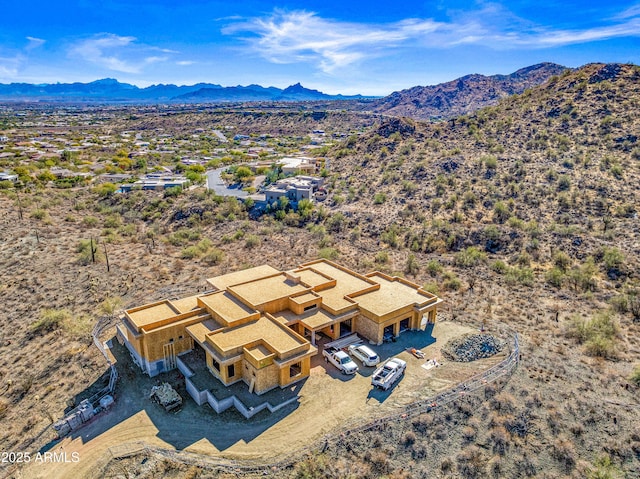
[225,8,640,73]
[69,34,172,74]
[613,3,640,20]
[25,37,46,50]
[225,11,445,73]
[176,60,196,66]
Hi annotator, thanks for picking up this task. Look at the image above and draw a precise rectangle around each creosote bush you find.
[566,311,620,358]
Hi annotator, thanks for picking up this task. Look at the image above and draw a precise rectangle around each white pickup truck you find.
[371,357,406,390]
[323,347,359,375]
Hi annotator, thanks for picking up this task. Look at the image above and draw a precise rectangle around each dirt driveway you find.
[22,321,504,478]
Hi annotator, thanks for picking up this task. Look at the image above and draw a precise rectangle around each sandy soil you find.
[20,322,504,478]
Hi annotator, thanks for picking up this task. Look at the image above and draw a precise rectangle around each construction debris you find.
[150,383,182,412]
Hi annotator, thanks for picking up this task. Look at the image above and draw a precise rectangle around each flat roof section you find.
[245,343,274,362]
[206,264,279,291]
[353,274,432,317]
[305,260,375,294]
[198,291,258,326]
[185,319,224,345]
[290,292,319,304]
[209,316,307,357]
[127,301,179,329]
[170,294,201,314]
[228,274,308,307]
[295,268,333,288]
[273,308,340,331]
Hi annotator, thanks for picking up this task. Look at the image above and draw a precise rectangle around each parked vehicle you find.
[348,344,380,367]
[371,357,406,390]
[323,347,359,375]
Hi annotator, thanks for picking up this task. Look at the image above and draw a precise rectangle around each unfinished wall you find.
[354,314,383,344]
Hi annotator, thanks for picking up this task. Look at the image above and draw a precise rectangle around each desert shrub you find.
[30,309,91,336]
[245,234,260,248]
[31,209,47,220]
[601,247,624,275]
[553,251,572,271]
[181,246,200,259]
[402,431,416,446]
[629,365,640,387]
[566,257,597,291]
[457,445,485,478]
[491,260,508,274]
[505,266,534,286]
[426,259,442,276]
[373,192,387,204]
[319,247,339,260]
[164,186,182,197]
[31,309,71,334]
[483,155,497,170]
[380,225,400,248]
[375,251,389,264]
[326,212,346,232]
[196,238,213,253]
[455,246,487,267]
[82,216,98,227]
[167,229,201,246]
[405,253,419,275]
[103,214,121,228]
[566,311,620,358]
[546,267,564,288]
[493,201,510,223]
[443,271,461,291]
[94,182,117,197]
[587,454,623,479]
[99,296,123,316]
[203,248,224,265]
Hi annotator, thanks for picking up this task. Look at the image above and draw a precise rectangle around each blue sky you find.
[1,1,639,95]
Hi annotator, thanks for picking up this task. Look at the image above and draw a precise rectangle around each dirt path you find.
[22,322,503,478]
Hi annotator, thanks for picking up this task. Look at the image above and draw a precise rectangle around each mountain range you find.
[0,63,568,118]
[0,79,369,103]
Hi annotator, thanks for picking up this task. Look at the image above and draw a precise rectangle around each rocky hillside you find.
[370,62,568,119]
[1,62,639,479]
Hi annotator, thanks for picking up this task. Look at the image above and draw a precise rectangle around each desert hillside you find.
[368,62,568,120]
[0,63,639,478]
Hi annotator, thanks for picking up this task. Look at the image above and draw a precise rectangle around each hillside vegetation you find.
[0,63,639,478]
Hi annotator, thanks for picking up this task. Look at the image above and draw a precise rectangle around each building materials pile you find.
[442,333,503,362]
[53,399,95,436]
[150,383,182,411]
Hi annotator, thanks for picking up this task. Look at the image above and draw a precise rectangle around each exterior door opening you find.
[340,319,352,337]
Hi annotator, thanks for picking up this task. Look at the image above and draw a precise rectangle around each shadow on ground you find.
[47,338,300,453]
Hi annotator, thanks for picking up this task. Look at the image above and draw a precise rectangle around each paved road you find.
[206,167,248,198]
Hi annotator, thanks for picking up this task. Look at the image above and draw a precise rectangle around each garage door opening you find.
[383,324,395,342]
[399,318,410,333]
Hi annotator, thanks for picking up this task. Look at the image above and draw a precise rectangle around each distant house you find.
[119,174,189,192]
[277,156,317,175]
[264,176,324,203]
[0,136,8,143]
